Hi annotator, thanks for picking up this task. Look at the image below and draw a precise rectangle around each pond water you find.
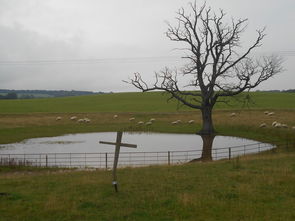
[0,132,274,168]
[1,132,257,154]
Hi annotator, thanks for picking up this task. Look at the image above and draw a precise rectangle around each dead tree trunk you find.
[200,105,215,135]
[190,134,215,162]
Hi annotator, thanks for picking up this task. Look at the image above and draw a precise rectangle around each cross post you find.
[99,131,137,192]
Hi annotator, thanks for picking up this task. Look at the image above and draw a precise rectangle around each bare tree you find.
[126,2,283,135]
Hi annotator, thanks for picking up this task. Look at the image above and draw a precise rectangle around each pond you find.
[0,132,274,168]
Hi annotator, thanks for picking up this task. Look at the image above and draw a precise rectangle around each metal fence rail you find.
[0,142,277,168]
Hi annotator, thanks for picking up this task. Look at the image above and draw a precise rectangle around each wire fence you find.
[0,141,283,169]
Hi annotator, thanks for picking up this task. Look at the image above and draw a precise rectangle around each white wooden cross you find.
[99,131,137,192]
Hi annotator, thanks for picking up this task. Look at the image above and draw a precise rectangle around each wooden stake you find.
[99,131,137,192]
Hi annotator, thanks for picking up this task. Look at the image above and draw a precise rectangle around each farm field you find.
[1,151,295,220]
[0,91,295,220]
[0,91,295,114]
[0,91,294,144]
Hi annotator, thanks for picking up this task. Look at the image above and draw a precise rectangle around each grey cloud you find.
[0,24,79,60]
[0,0,294,91]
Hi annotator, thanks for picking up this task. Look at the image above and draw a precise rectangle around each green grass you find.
[0,91,294,114]
[0,91,295,220]
[1,151,295,221]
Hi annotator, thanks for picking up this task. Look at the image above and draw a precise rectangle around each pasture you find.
[0,91,294,144]
[0,91,295,220]
[0,91,295,114]
[1,151,295,220]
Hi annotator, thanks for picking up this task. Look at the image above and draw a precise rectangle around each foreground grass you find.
[1,151,295,221]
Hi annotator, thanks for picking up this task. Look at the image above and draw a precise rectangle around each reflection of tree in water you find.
[190,134,215,162]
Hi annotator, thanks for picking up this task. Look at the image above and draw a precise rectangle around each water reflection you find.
[0,132,274,168]
[0,132,254,154]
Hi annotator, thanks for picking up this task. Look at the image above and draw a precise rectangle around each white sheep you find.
[150,118,155,122]
[70,116,77,121]
[145,121,152,126]
[56,116,62,121]
[137,121,144,125]
[188,120,195,124]
[230,113,236,117]
[84,118,91,123]
[264,111,269,115]
[274,123,282,128]
[268,112,275,116]
[292,126,295,130]
[113,115,118,119]
[171,121,178,125]
[77,118,85,123]
[281,124,288,128]
[259,123,267,128]
[272,121,277,127]
[129,117,135,121]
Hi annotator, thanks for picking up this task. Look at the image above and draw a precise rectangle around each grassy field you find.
[0,109,294,145]
[0,91,295,114]
[0,91,294,144]
[1,150,295,221]
[0,91,295,220]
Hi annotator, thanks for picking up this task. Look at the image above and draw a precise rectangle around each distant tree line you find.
[0,89,104,99]
[0,92,18,99]
[255,89,295,93]
[283,89,295,93]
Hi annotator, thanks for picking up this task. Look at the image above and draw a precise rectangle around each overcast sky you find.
[0,0,294,92]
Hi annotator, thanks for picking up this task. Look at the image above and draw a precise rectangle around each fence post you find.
[258,143,261,152]
[70,153,72,168]
[23,154,26,166]
[244,145,246,156]
[105,153,108,170]
[46,155,48,167]
[168,151,171,166]
[229,148,231,160]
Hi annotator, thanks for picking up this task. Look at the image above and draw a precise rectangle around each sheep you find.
[264,111,269,115]
[281,124,288,128]
[272,121,277,127]
[273,122,287,129]
[129,117,135,121]
[292,126,295,130]
[230,113,236,117]
[176,120,182,123]
[171,121,178,125]
[145,121,152,126]
[56,116,62,121]
[70,116,77,121]
[150,118,155,122]
[113,115,118,119]
[84,118,91,123]
[77,118,85,123]
[137,121,144,125]
[268,112,275,116]
[274,123,282,128]
[188,120,195,124]
[259,123,267,128]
